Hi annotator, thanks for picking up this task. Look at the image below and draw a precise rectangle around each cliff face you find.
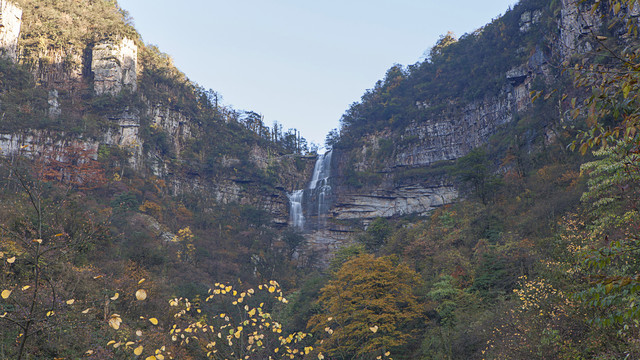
[303,0,603,246]
[0,1,315,228]
[0,0,632,265]
[0,0,21,62]
[325,17,549,227]
[92,38,138,95]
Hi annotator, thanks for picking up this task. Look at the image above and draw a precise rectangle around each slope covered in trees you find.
[2,0,640,359]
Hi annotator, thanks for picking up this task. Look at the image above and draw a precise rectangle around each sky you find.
[117,0,519,146]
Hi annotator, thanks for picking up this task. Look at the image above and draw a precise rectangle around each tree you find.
[574,140,640,327]
[427,31,457,62]
[308,254,424,359]
[562,0,640,334]
[452,148,501,204]
[357,217,392,252]
[0,154,110,359]
[325,128,340,148]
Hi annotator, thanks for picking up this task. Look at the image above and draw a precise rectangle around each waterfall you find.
[287,150,333,231]
[309,150,332,190]
[287,190,305,229]
[308,150,332,228]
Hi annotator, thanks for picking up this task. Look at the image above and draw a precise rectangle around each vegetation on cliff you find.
[2,0,640,359]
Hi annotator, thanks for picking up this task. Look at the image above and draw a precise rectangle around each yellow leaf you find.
[32,239,42,244]
[614,2,621,14]
[82,308,91,314]
[149,318,158,325]
[21,285,30,291]
[108,314,122,330]
[66,299,75,305]
[47,311,55,317]
[369,325,379,333]
[268,286,275,293]
[125,341,135,346]
[92,275,103,279]
[136,289,147,301]
[145,356,157,360]
[134,346,144,355]
[54,233,64,237]
[7,257,15,264]
[107,340,116,346]
[138,278,146,285]
[85,350,94,355]
[136,330,143,337]
[1,290,11,299]
[110,293,119,301]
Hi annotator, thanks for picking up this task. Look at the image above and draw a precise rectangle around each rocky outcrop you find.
[0,131,100,161]
[31,48,85,87]
[519,9,543,32]
[92,37,138,95]
[560,0,602,58]
[332,185,457,220]
[147,104,192,156]
[299,228,355,267]
[395,95,516,168]
[0,0,21,62]
[130,213,176,242]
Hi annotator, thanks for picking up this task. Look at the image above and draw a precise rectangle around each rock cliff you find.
[293,0,597,255]
[0,0,21,62]
[92,38,138,95]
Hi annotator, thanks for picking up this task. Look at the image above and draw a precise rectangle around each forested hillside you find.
[2,0,640,359]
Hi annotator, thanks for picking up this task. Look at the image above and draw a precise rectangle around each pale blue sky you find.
[118,0,518,145]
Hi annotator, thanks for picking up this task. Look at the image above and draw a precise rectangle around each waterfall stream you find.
[287,150,333,231]
[287,190,305,229]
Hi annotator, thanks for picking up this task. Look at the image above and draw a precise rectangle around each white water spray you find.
[287,150,333,231]
[287,189,305,229]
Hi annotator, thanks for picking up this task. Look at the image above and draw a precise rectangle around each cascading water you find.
[287,189,305,229]
[287,150,333,231]
[309,150,332,190]
[307,150,332,229]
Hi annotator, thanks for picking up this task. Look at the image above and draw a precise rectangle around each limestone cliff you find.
[0,0,21,62]
[92,38,138,95]
[0,0,314,229]
[302,0,612,240]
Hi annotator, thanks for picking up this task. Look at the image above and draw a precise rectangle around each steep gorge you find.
[281,0,630,261]
[0,0,627,264]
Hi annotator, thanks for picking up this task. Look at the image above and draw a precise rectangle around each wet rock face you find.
[0,0,22,62]
[92,37,138,95]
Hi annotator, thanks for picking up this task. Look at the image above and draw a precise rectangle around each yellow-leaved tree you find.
[308,254,425,360]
